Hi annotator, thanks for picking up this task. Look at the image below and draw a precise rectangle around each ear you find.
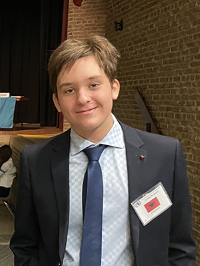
[112,79,120,100]
[53,93,62,112]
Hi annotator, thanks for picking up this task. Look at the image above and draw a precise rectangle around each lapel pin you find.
[140,155,145,160]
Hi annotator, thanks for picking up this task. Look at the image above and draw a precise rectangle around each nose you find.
[76,88,90,105]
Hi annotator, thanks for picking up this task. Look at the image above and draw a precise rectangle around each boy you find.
[10,35,196,266]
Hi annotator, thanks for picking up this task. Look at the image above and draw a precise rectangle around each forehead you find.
[62,56,101,73]
[57,56,106,85]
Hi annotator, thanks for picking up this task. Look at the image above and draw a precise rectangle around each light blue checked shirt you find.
[62,115,134,266]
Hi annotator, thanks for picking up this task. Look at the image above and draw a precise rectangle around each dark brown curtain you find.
[0,0,63,126]
[57,0,69,130]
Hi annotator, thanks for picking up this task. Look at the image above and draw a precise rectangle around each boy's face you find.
[53,55,120,142]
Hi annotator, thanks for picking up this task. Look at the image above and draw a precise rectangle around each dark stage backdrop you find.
[0,0,63,126]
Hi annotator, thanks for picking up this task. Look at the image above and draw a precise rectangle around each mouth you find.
[76,106,97,114]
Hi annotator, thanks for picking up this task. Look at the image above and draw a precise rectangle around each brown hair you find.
[48,35,120,95]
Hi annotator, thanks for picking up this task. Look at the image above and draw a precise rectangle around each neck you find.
[72,115,114,143]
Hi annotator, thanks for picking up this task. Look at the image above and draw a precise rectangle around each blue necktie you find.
[80,145,106,266]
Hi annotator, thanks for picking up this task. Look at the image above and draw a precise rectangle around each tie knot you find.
[83,145,106,161]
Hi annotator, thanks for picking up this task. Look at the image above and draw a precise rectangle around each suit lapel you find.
[50,130,71,263]
[120,122,147,265]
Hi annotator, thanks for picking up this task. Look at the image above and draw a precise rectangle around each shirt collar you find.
[70,114,124,156]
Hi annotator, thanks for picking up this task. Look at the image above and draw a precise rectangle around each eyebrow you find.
[58,82,73,89]
[58,75,103,90]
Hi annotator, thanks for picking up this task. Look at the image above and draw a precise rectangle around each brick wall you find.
[105,0,200,264]
[67,0,200,263]
[67,0,107,39]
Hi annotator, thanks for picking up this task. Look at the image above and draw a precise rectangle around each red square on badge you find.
[144,197,160,213]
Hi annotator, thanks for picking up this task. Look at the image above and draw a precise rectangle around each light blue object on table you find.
[0,97,16,128]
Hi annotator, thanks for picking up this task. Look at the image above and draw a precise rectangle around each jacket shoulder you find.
[119,121,179,148]
[22,129,71,156]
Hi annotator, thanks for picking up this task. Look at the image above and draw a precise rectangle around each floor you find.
[0,202,14,266]
[0,124,62,265]
[0,123,62,135]
[0,123,62,145]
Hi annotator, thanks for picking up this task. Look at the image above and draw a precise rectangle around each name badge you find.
[131,182,172,226]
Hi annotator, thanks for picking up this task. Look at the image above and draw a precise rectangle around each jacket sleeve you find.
[10,148,41,266]
[168,140,196,265]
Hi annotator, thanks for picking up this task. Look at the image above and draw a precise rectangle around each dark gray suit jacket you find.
[10,122,196,266]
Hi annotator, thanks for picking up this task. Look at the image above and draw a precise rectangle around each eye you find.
[91,83,99,88]
[65,88,74,94]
